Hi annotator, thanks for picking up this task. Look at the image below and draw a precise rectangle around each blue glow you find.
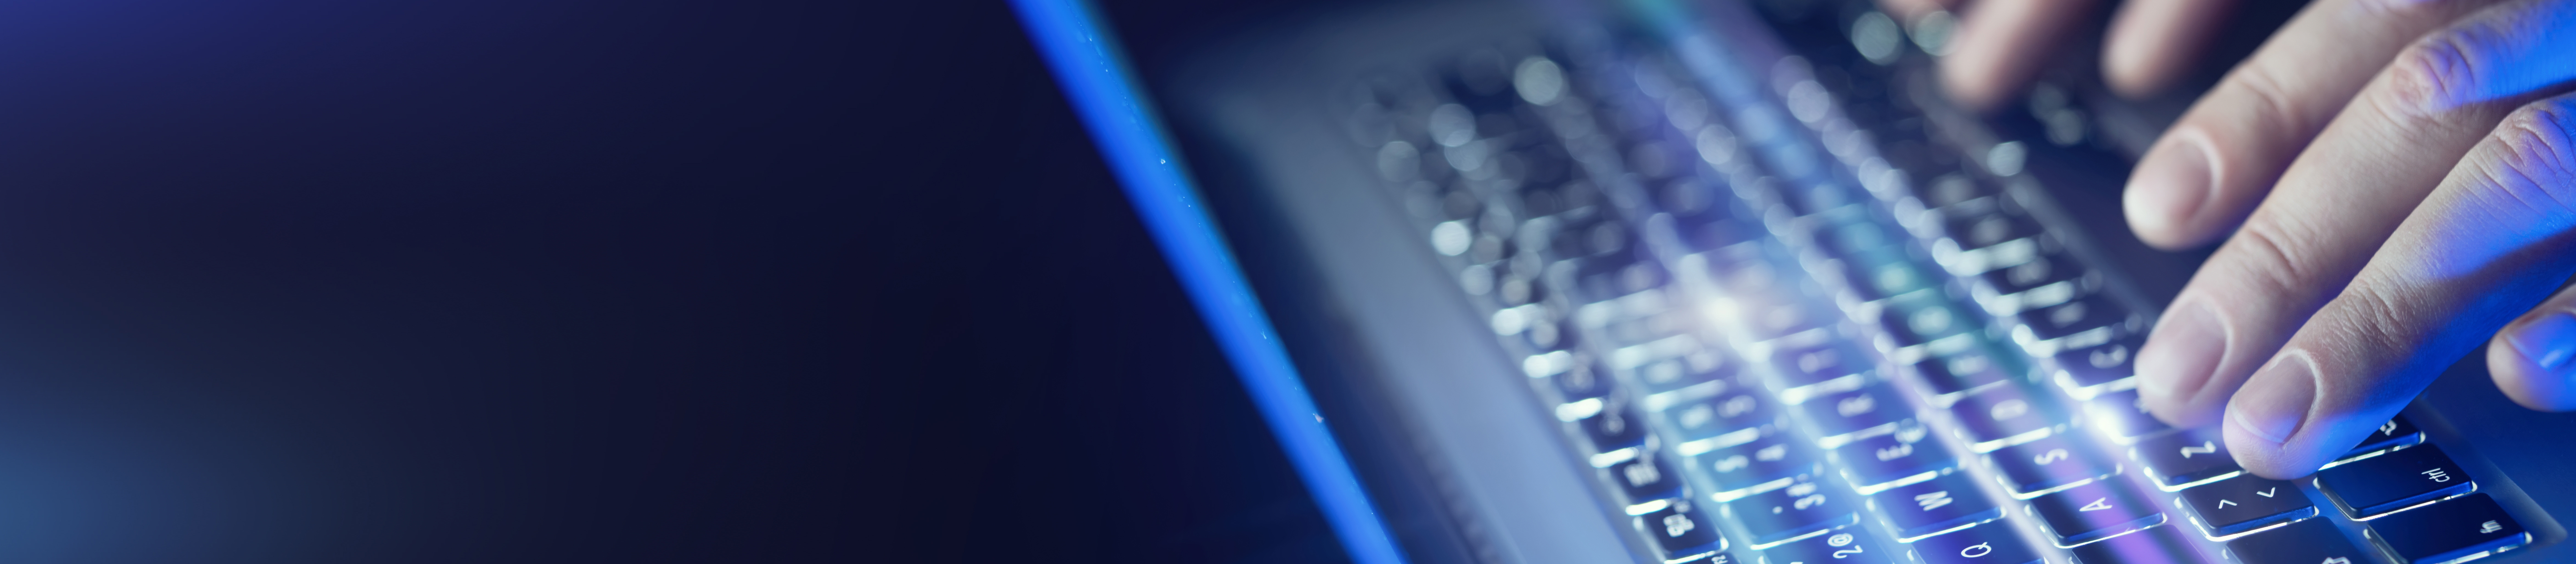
[1005,2,1408,564]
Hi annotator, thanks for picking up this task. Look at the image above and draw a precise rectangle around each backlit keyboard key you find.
[1943,210,2042,251]
[2049,334,2139,400]
[1726,479,1859,547]
[1908,524,2039,564]
[2224,517,2367,564]
[2132,428,2241,490]
[2028,479,2165,546]
[1770,342,1867,390]
[1604,453,1684,503]
[2011,295,2139,353]
[2343,415,2424,459]
[1907,352,2008,400]
[1971,254,2096,316]
[2081,390,2169,444]
[1669,391,1776,451]
[1833,259,1931,304]
[2066,525,2204,564]
[2177,474,2315,538]
[2319,444,2475,519]
[1633,498,1729,558]
[1876,303,1970,350]
[1870,472,2000,539]
[1832,421,1952,494]
[1797,385,1906,447]
[1564,395,1647,450]
[1552,359,1613,400]
[2365,493,2529,564]
[1989,434,2115,497]
[1949,385,2053,451]
[1761,529,1891,564]
[1698,435,1811,499]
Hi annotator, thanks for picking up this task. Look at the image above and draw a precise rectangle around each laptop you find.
[1014,0,2576,562]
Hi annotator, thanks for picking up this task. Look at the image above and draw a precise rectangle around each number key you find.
[1633,498,1728,558]
[1761,529,1891,564]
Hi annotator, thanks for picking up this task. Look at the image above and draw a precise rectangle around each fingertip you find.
[2124,131,2223,249]
[2491,312,2576,412]
[2223,352,2327,479]
[2138,299,2230,427]
[2099,0,2236,99]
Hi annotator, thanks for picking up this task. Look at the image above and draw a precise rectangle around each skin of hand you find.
[1873,0,2240,111]
[2113,0,2576,479]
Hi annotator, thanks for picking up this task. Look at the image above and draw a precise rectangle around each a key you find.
[1972,253,2096,315]
[2131,428,2241,490]
[2343,415,2424,459]
[1832,421,1953,494]
[1726,479,1860,547]
[1605,453,1684,503]
[1697,435,1811,499]
[2364,493,2530,564]
[2223,517,2368,564]
[1636,350,1735,394]
[1797,385,1906,447]
[2050,334,2140,400]
[2081,389,2170,444]
[1877,303,1970,351]
[1944,210,2042,251]
[1633,498,1730,558]
[2318,444,2476,519]
[2066,524,2205,564]
[1669,391,1776,451]
[1948,385,2054,451]
[1771,342,1866,389]
[1551,359,1613,400]
[1908,523,2040,564]
[1814,217,1900,259]
[1988,434,2115,497]
[1870,472,2001,540]
[2029,479,2166,546]
[1761,529,1891,564]
[2011,295,2138,349]
[1564,394,1647,450]
[1908,352,2008,400]
[2177,474,2315,538]
[1835,259,1930,304]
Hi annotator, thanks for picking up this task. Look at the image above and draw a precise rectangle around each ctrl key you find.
[2224,518,2368,564]
[2365,493,2529,564]
[1908,526,2038,564]
[1633,498,1728,559]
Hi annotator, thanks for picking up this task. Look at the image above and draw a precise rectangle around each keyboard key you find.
[2365,493,2530,564]
[1832,421,1953,494]
[1834,259,1931,304]
[1877,303,1971,350]
[1988,434,2115,497]
[2067,525,2205,564]
[1670,391,1776,451]
[2343,415,2424,459]
[2177,474,2315,538]
[1605,453,1685,503]
[2050,334,2140,400]
[1633,498,1729,557]
[1908,524,2039,564]
[1637,350,1735,393]
[2318,444,2476,519]
[1563,394,1647,450]
[2131,428,2241,490]
[1761,529,1892,564]
[2224,517,2367,564]
[1944,210,2041,251]
[2011,295,2138,349]
[1770,342,1867,389]
[2081,390,2170,444]
[2028,479,2165,546]
[1698,435,1811,499]
[1949,385,2054,451]
[1552,359,1613,400]
[1796,385,1906,447]
[1727,479,1860,547]
[1908,352,2008,400]
[1870,472,2000,540]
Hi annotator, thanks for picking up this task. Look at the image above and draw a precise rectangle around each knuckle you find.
[2326,279,2425,359]
[2227,219,2318,304]
[2468,101,2576,217]
[2381,32,2478,118]
[2228,63,2317,138]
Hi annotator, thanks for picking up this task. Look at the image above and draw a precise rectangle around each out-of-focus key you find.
[1633,498,1729,559]
[1832,421,1952,494]
[1949,385,2053,451]
[1769,342,1867,395]
[1908,524,2040,564]
[2049,334,2140,400]
[1972,253,2096,316]
[2342,415,2424,459]
[2028,479,2166,547]
[2081,389,2170,444]
[2177,474,2315,538]
[1871,472,2001,540]
[2318,444,2476,519]
[1698,435,1811,500]
[1670,391,1776,454]
[1796,385,1905,448]
[1761,529,1891,564]
[2067,524,2205,564]
[2224,518,2367,564]
[1726,479,1859,548]
[1989,434,2115,498]
[2365,493,2530,564]
[1560,394,1647,450]
[2011,295,2139,355]
[2132,428,2241,490]
[1908,352,2008,402]
[1604,453,1685,504]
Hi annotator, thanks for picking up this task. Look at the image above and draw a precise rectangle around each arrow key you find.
[2179,474,2316,538]
[2028,479,2165,547]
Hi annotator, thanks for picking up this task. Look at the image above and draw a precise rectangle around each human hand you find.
[2113,0,2576,479]
[1873,0,2241,110]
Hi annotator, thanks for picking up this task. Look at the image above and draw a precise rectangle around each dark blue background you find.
[0,0,1339,562]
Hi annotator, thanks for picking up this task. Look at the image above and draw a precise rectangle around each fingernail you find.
[2505,312,2576,370]
[2138,300,2226,424]
[2126,134,2217,238]
[2228,353,2317,446]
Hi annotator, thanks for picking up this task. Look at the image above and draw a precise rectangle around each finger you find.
[2101,0,2239,98]
[2224,91,2576,479]
[2138,0,2569,429]
[2121,0,2507,249]
[1937,0,2100,112]
[2489,280,2576,412]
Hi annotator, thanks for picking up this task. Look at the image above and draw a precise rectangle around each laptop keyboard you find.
[1335,2,2543,564]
